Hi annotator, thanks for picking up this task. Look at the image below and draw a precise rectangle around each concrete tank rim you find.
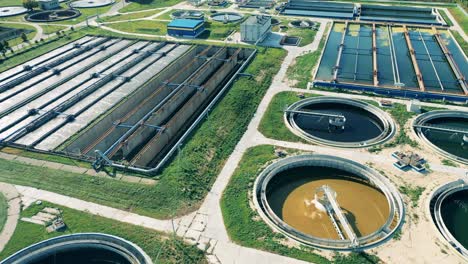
[25,9,81,22]
[252,153,405,251]
[284,96,396,148]
[210,12,244,22]
[170,10,204,19]
[69,0,115,8]
[428,179,468,261]
[0,232,153,264]
[412,110,468,165]
[0,6,28,17]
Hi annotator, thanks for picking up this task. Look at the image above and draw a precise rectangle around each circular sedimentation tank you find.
[271,18,280,26]
[210,12,243,23]
[430,180,468,259]
[253,154,404,250]
[2,233,152,264]
[285,97,395,148]
[289,20,314,28]
[171,10,204,20]
[413,110,468,164]
[26,9,81,22]
[70,0,115,8]
[0,6,28,17]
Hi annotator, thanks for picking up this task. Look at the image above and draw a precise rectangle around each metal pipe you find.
[417,29,444,91]
[372,23,378,86]
[0,37,109,93]
[402,25,425,91]
[0,39,134,117]
[102,46,223,158]
[432,27,468,95]
[99,49,257,174]
[333,21,348,82]
[284,109,345,119]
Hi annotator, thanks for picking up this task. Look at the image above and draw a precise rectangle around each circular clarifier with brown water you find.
[254,154,404,250]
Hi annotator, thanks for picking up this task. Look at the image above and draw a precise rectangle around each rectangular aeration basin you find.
[0,36,255,173]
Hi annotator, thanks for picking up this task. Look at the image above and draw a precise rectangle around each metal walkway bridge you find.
[318,185,359,247]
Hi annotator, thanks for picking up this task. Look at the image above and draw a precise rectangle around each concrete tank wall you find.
[119,48,228,160]
[63,45,199,154]
[131,49,241,167]
[84,46,215,156]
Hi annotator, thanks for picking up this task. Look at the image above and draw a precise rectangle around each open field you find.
[99,9,162,22]
[104,19,168,35]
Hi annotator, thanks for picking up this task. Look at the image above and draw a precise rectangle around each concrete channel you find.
[0,36,255,175]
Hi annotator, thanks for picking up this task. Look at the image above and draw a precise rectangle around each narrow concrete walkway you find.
[0,183,20,252]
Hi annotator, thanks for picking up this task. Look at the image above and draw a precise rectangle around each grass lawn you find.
[104,19,168,35]
[221,145,381,264]
[0,22,37,49]
[258,91,319,142]
[0,193,7,233]
[272,20,319,47]
[452,30,467,56]
[0,0,21,7]
[0,201,206,263]
[440,9,454,26]
[1,147,91,168]
[0,28,287,219]
[40,24,68,35]
[199,21,239,40]
[449,7,468,34]
[121,0,185,12]
[55,2,121,25]
[99,9,163,23]
[285,23,328,88]
[259,91,425,151]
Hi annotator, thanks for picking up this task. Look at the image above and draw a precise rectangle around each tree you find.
[22,0,39,11]
[21,32,28,43]
[0,42,5,57]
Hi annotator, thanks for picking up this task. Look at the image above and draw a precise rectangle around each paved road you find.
[0,183,20,253]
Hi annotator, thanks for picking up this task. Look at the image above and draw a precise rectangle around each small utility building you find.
[39,0,60,10]
[240,15,271,42]
[167,19,205,38]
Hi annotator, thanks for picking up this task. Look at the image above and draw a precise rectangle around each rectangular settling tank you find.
[314,22,468,101]
[281,0,356,19]
[359,5,443,25]
[0,36,255,173]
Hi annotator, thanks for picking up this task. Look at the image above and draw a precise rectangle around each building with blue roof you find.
[167,19,205,38]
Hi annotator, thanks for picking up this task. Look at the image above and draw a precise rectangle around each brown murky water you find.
[266,166,390,239]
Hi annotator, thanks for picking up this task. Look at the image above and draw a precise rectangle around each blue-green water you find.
[294,102,384,143]
[423,117,468,160]
[316,23,466,95]
[441,189,468,250]
[29,247,131,264]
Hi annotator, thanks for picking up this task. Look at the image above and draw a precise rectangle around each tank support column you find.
[372,23,378,87]
[333,21,348,82]
[432,27,468,95]
[403,25,425,91]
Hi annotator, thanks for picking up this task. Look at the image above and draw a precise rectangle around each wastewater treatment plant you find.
[0,0,466,264]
